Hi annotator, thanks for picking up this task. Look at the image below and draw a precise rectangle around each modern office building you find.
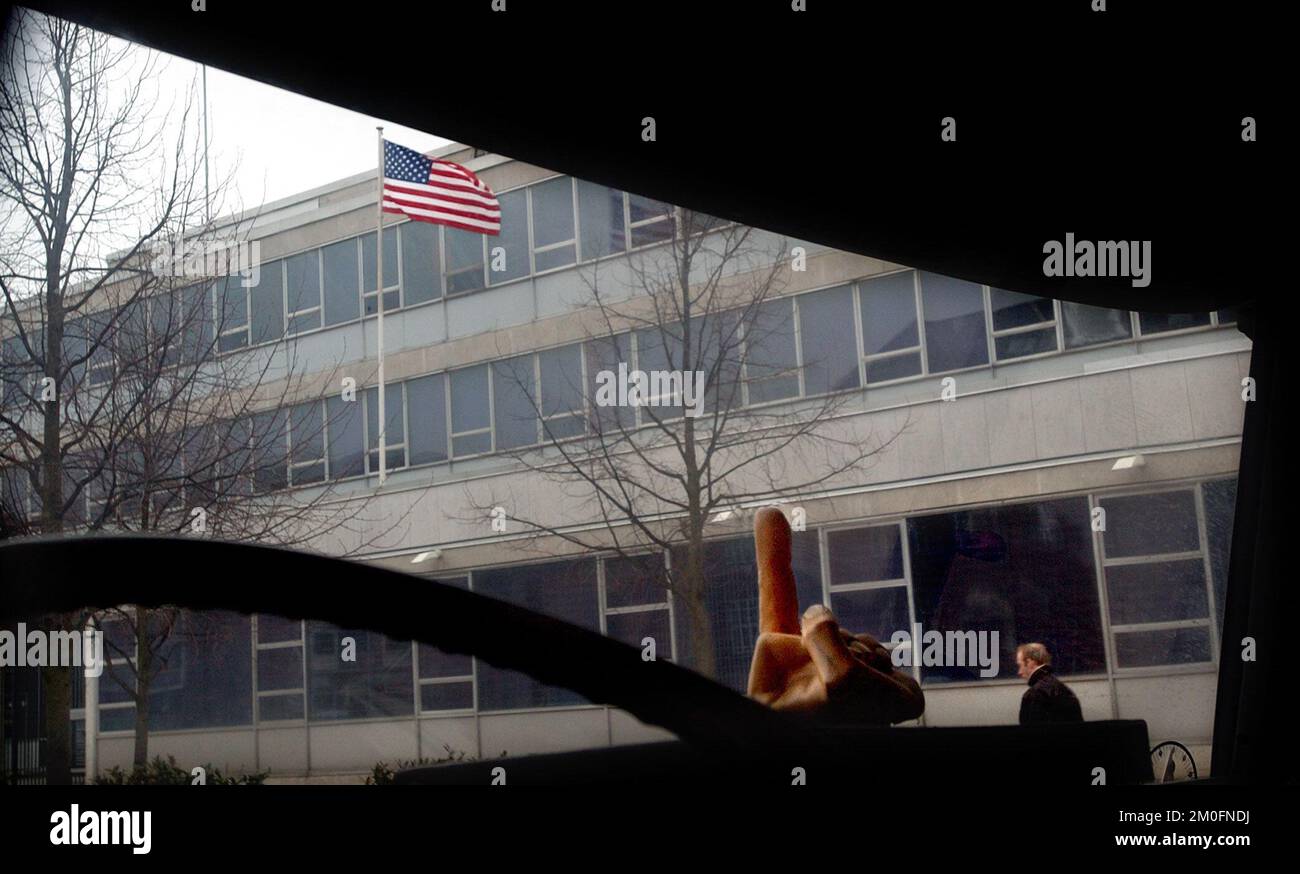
[1,142,1249,782]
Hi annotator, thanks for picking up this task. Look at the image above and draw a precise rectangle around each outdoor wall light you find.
[1111,454,1146,471]
[411,549,442,564]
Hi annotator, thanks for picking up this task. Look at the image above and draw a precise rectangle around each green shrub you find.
[365,744,504,784]
[93,754,268,785]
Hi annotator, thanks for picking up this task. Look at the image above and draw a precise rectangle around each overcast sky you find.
[158,50,454,210]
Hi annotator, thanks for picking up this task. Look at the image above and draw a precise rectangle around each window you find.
[989,288,1058,360]
[538,344,585,439]
[577,179,626,260]
[907,496,1105,683]
[603,554,674,661]
[251,409,289,493]
[2,333,36,406]
[634,325,685,419]
[827,525,911,644]
[406,373,448,465]
[180,283,214,364]
[362,226,400,313]
[1099,489,1216,668]
[250,260,285,344]
[492,355,539,450]
[88,308,117,383]
[859,271,923,383]
[1202,478,1237,637]
[417,576,473,712]
[1060,300,1132,349]
[628,192,674,247]
[326,394,365,479]
[365,382,407,473]
[285,250,322,334]
[444,226,485,296]
[474,559,599,711]
[216,276,249,353]
[147,291,182,368]
[744,297,800,403]
[401,221,441,304]
[307,621,413,721]
[289,400,326,485]
[1215,307,1240,326]
[530,176,576,272]
[585,333,634,433]
[449,364,491,456]
[256,615,304,722]
[1138,312,1213,335]
[148,611,252,731]
[323,237,361,326]
[487,189,528,284]
[919,271,988,373]
[799,285,860,394]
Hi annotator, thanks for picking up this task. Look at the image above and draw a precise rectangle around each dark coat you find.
[1019,665,1083,725]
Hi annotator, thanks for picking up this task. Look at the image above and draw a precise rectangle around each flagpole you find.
[376,127,387,485]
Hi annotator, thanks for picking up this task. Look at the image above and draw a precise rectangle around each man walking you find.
[1016,642,1083,724]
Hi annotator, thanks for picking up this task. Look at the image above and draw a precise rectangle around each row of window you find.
[0,270,1245,512]
[91,478,1235,731]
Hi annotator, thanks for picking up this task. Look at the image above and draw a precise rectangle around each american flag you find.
[381,140,501,235]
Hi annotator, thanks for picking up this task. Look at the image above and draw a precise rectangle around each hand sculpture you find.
[746,507,925,724]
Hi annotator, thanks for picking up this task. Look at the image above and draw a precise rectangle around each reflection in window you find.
[474,560,598,711]
[492,355,539,449]
[919,272,988,374]
[488,190,529,285]
[401,220,441,304]
[907,497,1104,682]
[285,251,322,334]
[407,373,448,465]
[307,623,413,721]
[326,395,365,478]
[531,176,577,272]
[1060,300,1132,349]
[990,288,1058,360]
[860,271,922,383]
[450,365,491,456]
[745,298,800,403]
[149,611,253,731]
[444,225,485,296]
[322,237,361,326]
[249,260,284,344]
[577,179,626,260]
[538,344,585,439]
[799,285,860,395]
[362,226,400,313]
[1138,312,1212,335]
[365,383,407,473]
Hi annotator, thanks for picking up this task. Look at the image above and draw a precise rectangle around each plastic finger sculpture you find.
[747,507,925,724]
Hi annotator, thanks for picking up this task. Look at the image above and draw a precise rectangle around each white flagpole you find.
[376,127,387,485]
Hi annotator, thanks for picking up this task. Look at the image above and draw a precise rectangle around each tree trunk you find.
[41,658,72,785]
[132,614,151,767]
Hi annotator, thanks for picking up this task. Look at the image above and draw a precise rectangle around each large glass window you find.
[1060,300,1132,349]
[401,220,441,304]
[628,193,674,248]
[745,298,800,403]
[289,400,326,486]
[326,394,365,479]
[444,226,485,296]
[406,372,448,465]
[492,355,539,449]
[585,333,635,434]
[487,189,529,285]
[989,288,1058,360]
[1099,489,1216,668]
[604,553,674,660]
[365,382,407,473]
[530,176,576,272]
[362,226,400,313]
[307,622,413,721]
[417,576,473,711]
[538,344,585,439]
[577,179,626,260]
[215,277,249,353]
[256,615,304,722]
[859,271,923,383]
[799,285,860,395]
[449,364,491,456]
[285,251,322,334]
[149,611,253,731]
[907,496,1105,683]
[1138,312,1213,335]
[826,524,910,643]
[474,559,599,711]
[919,271,988,373]
[249,260,285,345]
[322,237,361,326]
[251,409,288,493]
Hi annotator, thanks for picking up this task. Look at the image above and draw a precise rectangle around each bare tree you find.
[467,206,902,680]
[0,9,403,777]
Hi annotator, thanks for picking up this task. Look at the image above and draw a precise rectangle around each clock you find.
[1149,740,1198,783]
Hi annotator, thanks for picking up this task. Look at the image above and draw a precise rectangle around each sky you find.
[156,50,453,212]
